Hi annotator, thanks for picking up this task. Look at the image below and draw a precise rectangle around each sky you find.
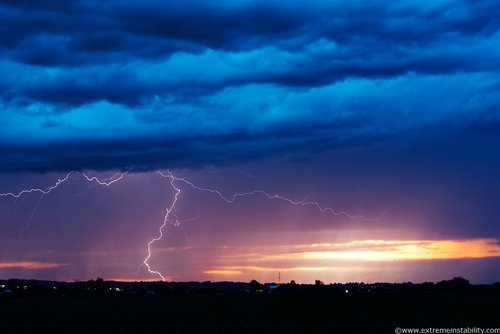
[0,0,499,283]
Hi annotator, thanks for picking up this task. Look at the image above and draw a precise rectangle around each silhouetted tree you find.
[275,280,299,294]
[87,277,110,295]
[249,279,262,293]
[436,277,471,290]
[309,279,327,294]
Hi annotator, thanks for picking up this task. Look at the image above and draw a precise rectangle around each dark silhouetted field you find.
[1,292,499,333]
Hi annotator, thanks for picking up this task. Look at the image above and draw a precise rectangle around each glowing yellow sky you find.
[202,238,500,282]
[285,239,500,261]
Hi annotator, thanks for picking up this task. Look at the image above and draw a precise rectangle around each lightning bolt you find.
[159,170,386,220]
[142,170,181,281]
[1,169,386,282]
[0,172,73,199]
[81,172,127,186]
[1,172,127,233]
[0,171,127,199]
[20,193,44,234]
[141,170,386,280]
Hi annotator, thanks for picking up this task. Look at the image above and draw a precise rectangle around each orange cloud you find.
[203,238,500,282]
[295,239,500,261]
[0,261,67,269]
[224,239,500,262]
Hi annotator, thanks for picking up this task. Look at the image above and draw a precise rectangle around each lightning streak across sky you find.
[0,172,127,199]
[0,172,73,198]
[81,172,127,186]
[161,171,386,220]
[142,171,181,281]
[1,170,385,281]
[0,172,127,233]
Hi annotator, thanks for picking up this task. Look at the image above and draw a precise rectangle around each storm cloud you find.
[1,0,499,172]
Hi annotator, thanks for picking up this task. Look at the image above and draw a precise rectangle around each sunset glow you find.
[0,262,67,270]
[201,239,500,282]
[295,239,500,261]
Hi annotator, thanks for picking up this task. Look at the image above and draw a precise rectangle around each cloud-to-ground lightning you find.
[142,171,181,281]
[2,169,386,281]
[141,170,387,280]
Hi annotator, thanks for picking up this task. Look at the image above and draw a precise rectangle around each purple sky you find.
[1,0,500,283]
[1,133,500,283]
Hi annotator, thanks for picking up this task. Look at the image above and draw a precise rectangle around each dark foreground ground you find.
[1,292,499,333]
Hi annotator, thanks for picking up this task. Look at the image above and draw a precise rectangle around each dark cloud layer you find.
[0,0,499,172]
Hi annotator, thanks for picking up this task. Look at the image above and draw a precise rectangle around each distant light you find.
[345,289,349,293]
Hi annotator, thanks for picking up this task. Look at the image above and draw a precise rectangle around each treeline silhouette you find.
[1,276,499,297]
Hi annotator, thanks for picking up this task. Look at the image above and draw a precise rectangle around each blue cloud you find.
[0,0,499,171]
